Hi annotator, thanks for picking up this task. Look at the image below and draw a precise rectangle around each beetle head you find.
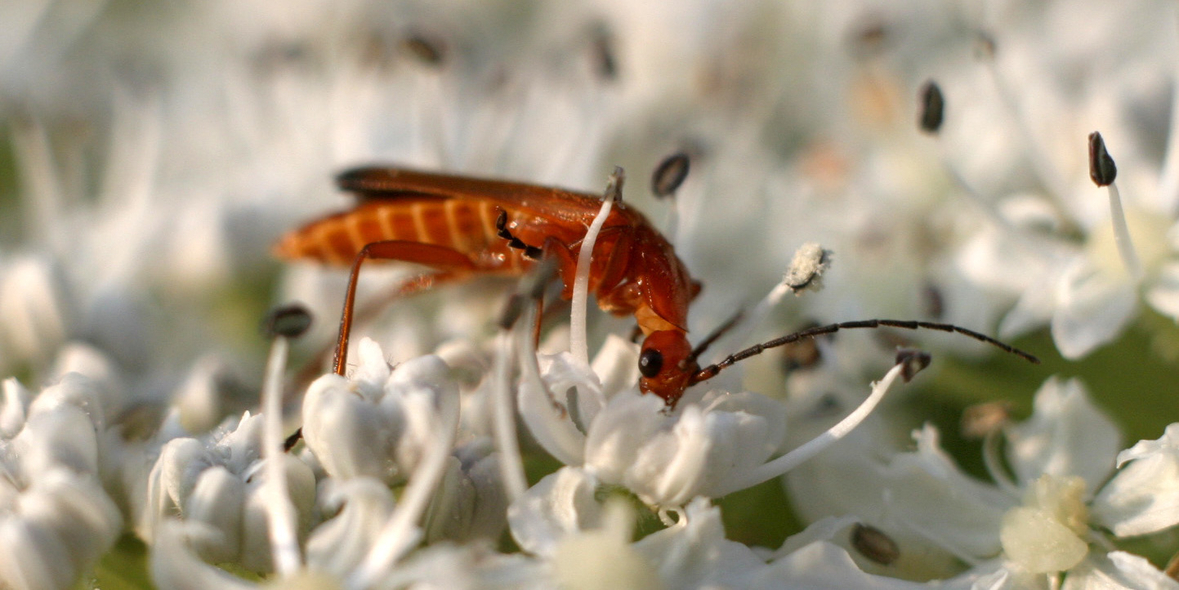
[637,330,695,405]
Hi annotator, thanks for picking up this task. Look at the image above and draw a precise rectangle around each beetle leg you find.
[333,240,477,376]
[539,236,579,298]
[495,210,544,259]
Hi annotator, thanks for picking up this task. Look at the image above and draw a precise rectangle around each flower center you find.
[999,474,1090,574]
[1086,204,1172,281]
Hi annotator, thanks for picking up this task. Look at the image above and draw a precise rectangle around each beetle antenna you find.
[690,319,1039,385]
[684,309,744,367]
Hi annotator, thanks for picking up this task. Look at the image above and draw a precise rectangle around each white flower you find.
[144,412,317,572]
[0,375,122,590]
[300,339,457,485]
[582,387,787,507]
[304,477,397,579]
[933,4,1179,360]
[792,376,1179,587]
[0,469,123,590]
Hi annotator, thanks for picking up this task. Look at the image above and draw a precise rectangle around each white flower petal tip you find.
[0,255,71,364]
[1050,261,1138,360]
[142,413,315,572]
[0,377,33,438]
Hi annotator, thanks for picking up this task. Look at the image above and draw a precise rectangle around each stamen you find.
[11,117,65,249]
[982,429,1021,497]
[917,79,1018,233]
[852,523,901,565]
[493,326,528,503]
[570,167,623,366]
[917,80,945,134]
[652,152,690,198]
[714,358,914,495]
[707,243,830,362]
[1089,132,1144,281]
[259,304,312,575]
[516,303,589,466]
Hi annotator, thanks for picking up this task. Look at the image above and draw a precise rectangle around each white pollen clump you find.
[784,243,832,294]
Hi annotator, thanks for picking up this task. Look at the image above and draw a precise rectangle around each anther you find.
[652,152,691,198]
[852,524,900,565]
[895,348,931,382]
[261,304,313,339]
[402,31,446,66]
[1088,131,1117,187]
[961,401,1013,439]
[918,80,945,134]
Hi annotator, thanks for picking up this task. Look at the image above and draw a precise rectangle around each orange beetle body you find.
[275,167,702,403]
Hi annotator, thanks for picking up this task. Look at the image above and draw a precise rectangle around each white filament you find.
[492,328,528,502]
[715,362,905,495]
[570,172,619,366]
[1106,182,1144,281]
[260,336,301,575]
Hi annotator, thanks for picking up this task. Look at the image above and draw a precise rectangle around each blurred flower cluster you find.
[4,0,1179,589]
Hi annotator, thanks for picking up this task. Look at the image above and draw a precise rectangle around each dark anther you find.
[1089,131,1117,187]
[652,152,690,198]
[261,304,313,339]
[852,523,900,565]
[895,348,931,382]
[402,32,446,66]
[591,22,617,81]
[283,428,303,452]
[918,80,945,134]
[604,166,626,203]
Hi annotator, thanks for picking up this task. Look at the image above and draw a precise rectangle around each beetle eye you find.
[639,349,663,378]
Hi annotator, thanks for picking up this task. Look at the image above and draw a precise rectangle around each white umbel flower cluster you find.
[4,1,1179,589]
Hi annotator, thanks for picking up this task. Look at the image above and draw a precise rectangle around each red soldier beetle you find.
[275,165,1038,409]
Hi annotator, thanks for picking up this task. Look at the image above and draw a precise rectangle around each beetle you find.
[276,165,1038,407]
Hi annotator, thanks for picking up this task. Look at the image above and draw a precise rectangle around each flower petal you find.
[1050,260,1137,359]
[1004,377,1121,488]
[1091,424,1179,536]
[508,467,602,558]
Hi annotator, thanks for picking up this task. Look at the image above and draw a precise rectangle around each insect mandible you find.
[275,165,1038,407]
